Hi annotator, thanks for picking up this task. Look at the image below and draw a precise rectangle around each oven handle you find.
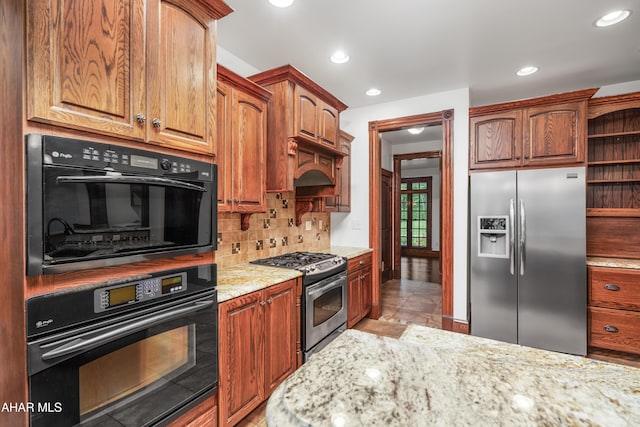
[56,175,206,192]
[307,276,345,298]
[40,299,214,361]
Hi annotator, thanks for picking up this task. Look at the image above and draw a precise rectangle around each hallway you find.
[378,257,442,328]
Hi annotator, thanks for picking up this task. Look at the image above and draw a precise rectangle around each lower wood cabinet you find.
[588,266,640,355]
[218,279,299,427]
[168,394,218,427]
[347,253,373,328]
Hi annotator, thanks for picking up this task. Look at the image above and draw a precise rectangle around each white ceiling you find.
[217,0,640,109]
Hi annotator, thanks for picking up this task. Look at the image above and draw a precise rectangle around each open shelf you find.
[588,130,640,139]
[587,208,640,217]
[587,178,640,184]
[588,159,640,166]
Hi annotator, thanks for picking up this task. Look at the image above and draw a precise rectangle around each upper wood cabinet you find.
[218,279,299,427]
[325,130,354,212]
[216,65,270,215]
[469,89,597,170]
[26,0,232,155]
[249,65,348,192]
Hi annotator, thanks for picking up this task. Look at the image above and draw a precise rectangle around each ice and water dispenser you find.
[477,216,509,258]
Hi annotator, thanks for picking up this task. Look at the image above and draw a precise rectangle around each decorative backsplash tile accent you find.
[216,192,330,267]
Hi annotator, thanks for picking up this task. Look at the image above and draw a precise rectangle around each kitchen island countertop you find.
[267,326,640,426]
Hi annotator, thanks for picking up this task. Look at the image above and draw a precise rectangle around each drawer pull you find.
[603,325,619,333]
[604,284,620,291]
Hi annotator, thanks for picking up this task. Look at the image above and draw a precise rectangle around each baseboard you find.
[442,316,469,334]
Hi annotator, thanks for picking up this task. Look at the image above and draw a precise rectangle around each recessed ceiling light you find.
[595,10,631,27]
[330,50,350,64]
[516,66,538,77]
[407,127,424,135]
[268,0,294,8]
[366,88,381,96]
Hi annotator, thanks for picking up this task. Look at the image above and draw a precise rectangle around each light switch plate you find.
[305,220,312,231]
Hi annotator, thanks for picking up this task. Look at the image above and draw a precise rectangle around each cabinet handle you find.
[152,118,161,128]
[359,260,364,265]
[235,199,240,203]
[136,113,146,124]
[227,198,233,203]
[604,284,620,291]
[515,155,520,160]
[267,298,273,304]
[260,301,266,307]
[603,325,619,333]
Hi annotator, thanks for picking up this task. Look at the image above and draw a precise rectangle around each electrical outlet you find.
[352,220,361,230]
[318,220,323,230]
[305,220,312,231]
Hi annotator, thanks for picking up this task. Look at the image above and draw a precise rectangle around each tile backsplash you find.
[216,192,330,267]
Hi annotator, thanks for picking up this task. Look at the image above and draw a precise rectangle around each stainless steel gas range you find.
[251,252,347,361]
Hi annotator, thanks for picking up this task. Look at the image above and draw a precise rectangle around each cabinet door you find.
[294,86,319,141]
[318,102,339,147]
[347,269,362,328]
[216,80,232,212]
[231,90,267,213]
[264,280,297,396]
[469,111,523,169]
[27,0,146,140]
[361,265,372,315]
[147,0,216,154]
[523,102,585,166]
[218,291,265,427]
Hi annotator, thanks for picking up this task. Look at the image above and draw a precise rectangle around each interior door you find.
[381,169,393,282]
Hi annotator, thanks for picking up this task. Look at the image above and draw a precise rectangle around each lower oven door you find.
[304,272,347,352]
[27,291,218,427]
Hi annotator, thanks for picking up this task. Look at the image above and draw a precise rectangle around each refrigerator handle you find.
[509,199,515,275]
[520,199,526,276]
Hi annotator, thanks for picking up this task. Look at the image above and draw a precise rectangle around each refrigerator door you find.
[470,171,518,343]
[517,167,586,355]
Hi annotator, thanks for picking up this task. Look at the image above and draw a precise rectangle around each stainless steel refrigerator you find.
[470,167,586,355]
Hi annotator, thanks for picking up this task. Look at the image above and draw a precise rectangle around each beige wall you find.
[216,192,330,267]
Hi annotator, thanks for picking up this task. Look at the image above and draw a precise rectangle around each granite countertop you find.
[587,257,640,270]
[217,263,302,302]
[267,326,640,426]
[330,246,372,259]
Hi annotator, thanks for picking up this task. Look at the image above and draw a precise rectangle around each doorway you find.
[368,110,454,330]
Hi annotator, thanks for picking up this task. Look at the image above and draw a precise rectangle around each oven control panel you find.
[93,272,187,313]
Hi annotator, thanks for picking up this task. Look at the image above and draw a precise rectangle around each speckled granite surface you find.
[267,328,640,426]
[587,257,640,270]
[329,246,372,259]
[217,263,301,302]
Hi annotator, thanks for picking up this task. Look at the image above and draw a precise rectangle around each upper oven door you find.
[304,272,347,351]
[27,291,218,427]
[30,165,213,274]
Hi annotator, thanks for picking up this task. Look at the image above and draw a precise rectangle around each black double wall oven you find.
[24,134,219,426]
[25,133,216,276]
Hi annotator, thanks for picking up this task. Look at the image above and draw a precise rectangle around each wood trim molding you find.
[442,316,470,334]
[190,0,234,19]
[588,91,640,119]
[217,64,272,101]
[369,109,454,322]
[469,88,598,117]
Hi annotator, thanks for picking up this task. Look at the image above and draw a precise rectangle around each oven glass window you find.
[79,326,195,420]
[43,167,211,264]
[313,286,343,326]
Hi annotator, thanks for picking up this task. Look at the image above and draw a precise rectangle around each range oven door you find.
[27,291,218,427]
[304,272,347,353]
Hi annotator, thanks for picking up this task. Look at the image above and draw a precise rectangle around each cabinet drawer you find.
[589,267,640,311]
[348,252,372,272]
[589,307,640,354]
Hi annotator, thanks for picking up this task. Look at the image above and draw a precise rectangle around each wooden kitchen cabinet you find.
[248,65,348,192]
[325,130,354,212]
[469,89,596,170]
[347,253,373,328]
[588,266,640,356]
[27,0,231,155]
[216,65,270,217]
[218,279,299,427]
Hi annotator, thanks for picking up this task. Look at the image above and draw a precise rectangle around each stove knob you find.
[160,159,172,171]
